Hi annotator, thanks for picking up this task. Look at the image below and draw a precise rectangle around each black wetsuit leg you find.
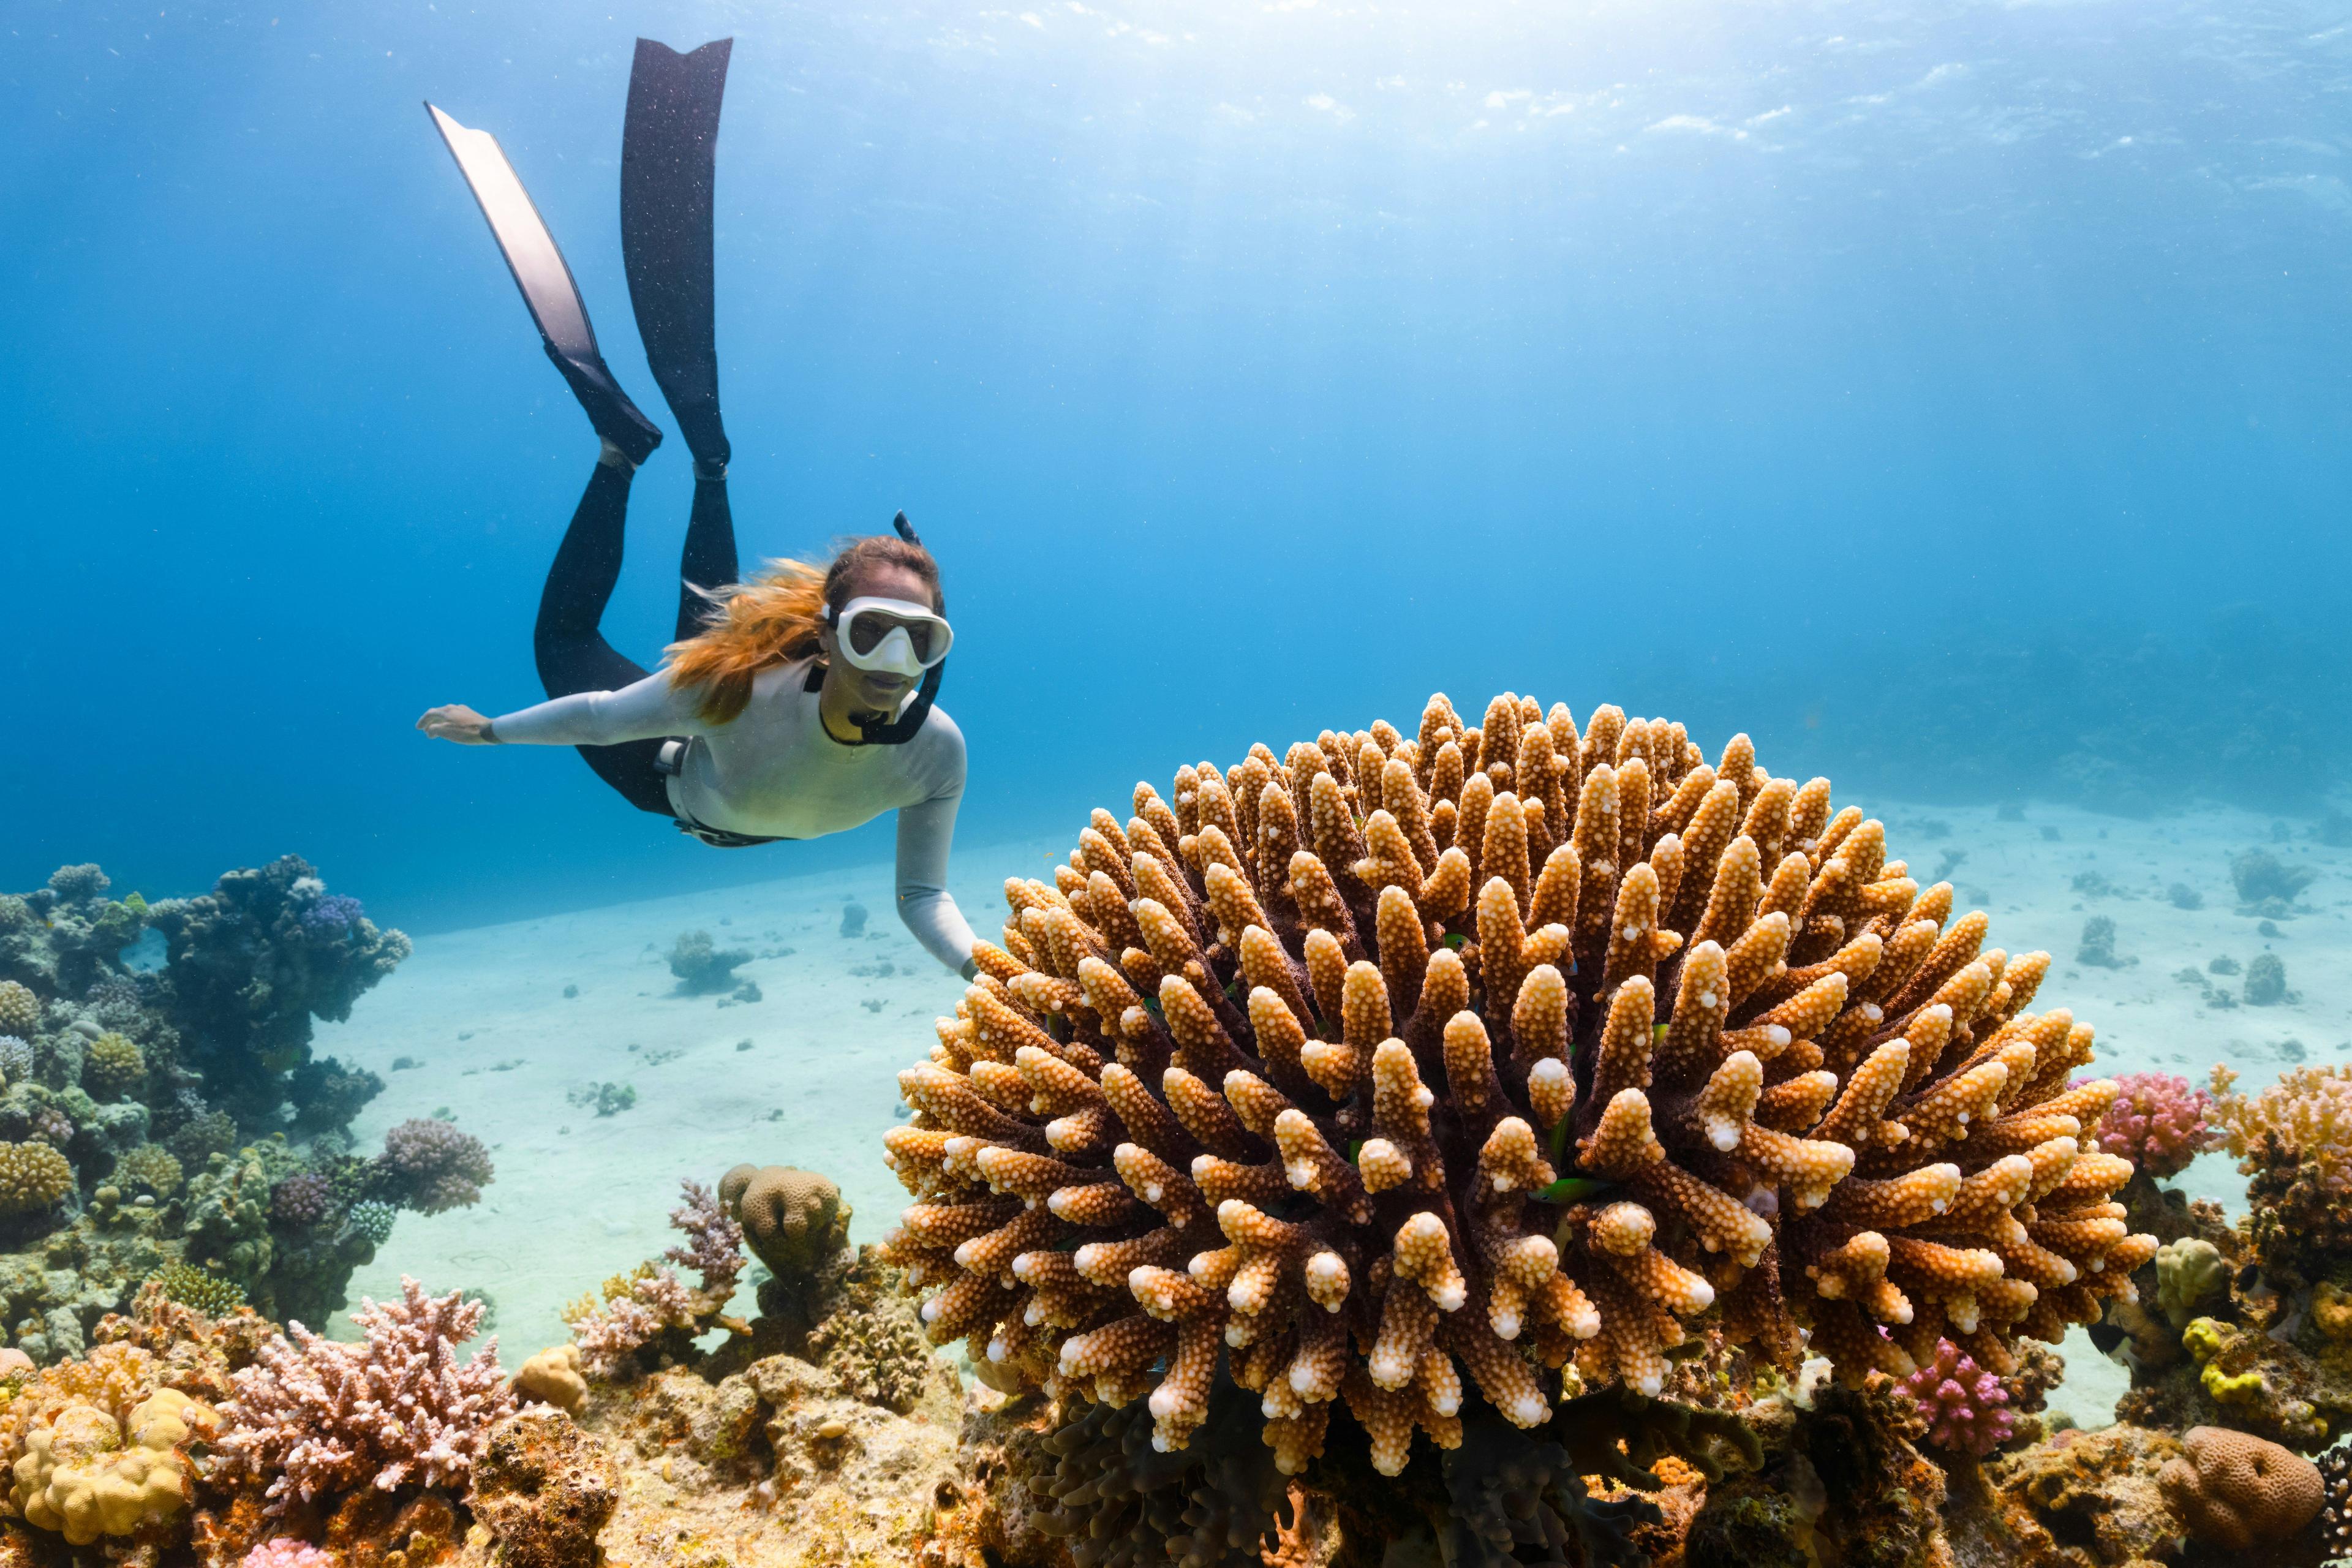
[674,473,738,641]
[533,461,674,816]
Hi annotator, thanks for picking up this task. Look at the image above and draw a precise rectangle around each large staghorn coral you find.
[881,692,2154,1490]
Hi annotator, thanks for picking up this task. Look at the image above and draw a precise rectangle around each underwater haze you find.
[6,0,2351,926]
[13,0,2352,1513]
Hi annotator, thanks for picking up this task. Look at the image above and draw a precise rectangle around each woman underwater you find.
[414,39,979,978]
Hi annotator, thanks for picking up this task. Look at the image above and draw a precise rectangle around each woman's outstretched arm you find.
[417,669,703,747]
[895,731,979,977]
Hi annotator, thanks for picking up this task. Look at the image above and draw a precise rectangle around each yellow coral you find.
[883,692,2155,1476]
[81,1034,146,1101]
[9,1382,212,1545]
[0,982,36,1038]
[0,1142,75,1216]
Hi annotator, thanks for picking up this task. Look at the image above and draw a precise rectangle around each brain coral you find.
[2159,1425,2324,1548]
[0,982,37,1038]
[0,1140,76,1215]
[81,1033,146,1102]
[882,693,2155,1478]
[722,1163,850,1281]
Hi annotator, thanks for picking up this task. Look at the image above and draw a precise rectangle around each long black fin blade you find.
[426,102,662,464]
[621,38,734,471]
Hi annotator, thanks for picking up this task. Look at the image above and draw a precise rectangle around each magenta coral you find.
[241,1540,337,1568]
[2094,1071,2215,1180]
[1901,1338,2016,1457]
[216,1277,516,1510]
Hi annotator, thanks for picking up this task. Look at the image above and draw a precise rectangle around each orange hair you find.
[665,535,942,725]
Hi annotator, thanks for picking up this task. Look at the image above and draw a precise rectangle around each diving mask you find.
[828,596,953,678]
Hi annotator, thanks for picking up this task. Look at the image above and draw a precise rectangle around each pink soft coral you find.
[241,1540,337,1568]
[216,1277,516,1511]
[2094,1071,2214,1180]
[1901,1338,2015,1457]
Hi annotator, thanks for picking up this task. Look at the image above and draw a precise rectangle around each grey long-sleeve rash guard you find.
[489,657,978,973]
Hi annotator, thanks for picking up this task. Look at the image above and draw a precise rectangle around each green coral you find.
[147,1261,246,1316]
[80,1035,145,1101]
[345,1199,396,1246]
[2157,1238,2229,1329]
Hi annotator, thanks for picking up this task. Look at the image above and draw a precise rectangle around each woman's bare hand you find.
[417,704,501,745]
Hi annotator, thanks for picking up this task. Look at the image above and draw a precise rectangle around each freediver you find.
[413,39,979,979]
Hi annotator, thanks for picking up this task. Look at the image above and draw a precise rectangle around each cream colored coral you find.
[11,1389,213,1545]
[511,1343,589,1413]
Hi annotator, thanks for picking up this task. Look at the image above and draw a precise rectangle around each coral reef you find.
[2157,1424,2322,1548]
[2209,1064,2352,1283]
[12,1384,216,1544]
[466,1404,620,1568]
[562,1180,745,1381]
[215,1277,518,1512]
[513,1344,589,1414]
[723,1164,852,1295]
[883,692,2152,1512]
[2244,952,2288,1007]
[242,1539,339,1568]
[2075,917,2124,970]
[668,931,751,995]
[1984,1422,2185,1568]
[0,859,420,1351]
[2230,850,2314,916]
[2152,1238,2228,1329]
[2090,1072,2213,1182]
[0,1141,75,1216]
[1899,1338,2014,1457]
[371,1118,495,1215]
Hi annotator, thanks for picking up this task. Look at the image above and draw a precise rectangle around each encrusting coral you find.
[880,690,2155,1541]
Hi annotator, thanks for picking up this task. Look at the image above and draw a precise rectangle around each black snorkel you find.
[846,511,943,746]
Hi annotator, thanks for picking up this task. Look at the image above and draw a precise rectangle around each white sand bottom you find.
[316,801,2352,1427]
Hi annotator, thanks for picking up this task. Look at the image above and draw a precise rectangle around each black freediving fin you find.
[621,38,734,477]
[425,103,664,467]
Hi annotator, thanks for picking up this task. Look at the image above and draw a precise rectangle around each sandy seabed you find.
[312,799,2351,1430]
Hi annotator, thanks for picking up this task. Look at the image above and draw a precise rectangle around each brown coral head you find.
[2158,1425,2324,1550]
[883,694,2155,1477]
[725,1165,851,1281]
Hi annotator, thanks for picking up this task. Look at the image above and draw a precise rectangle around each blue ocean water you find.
[6,0,2350,932]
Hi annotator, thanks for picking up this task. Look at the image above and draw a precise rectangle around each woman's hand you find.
[417,704,502,745]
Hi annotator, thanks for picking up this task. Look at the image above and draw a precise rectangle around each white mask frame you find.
[827,596,954,677]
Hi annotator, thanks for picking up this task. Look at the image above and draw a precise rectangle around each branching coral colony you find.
[883,693,2155,1483]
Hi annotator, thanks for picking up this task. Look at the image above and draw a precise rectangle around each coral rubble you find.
[877,691,2155,1559]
